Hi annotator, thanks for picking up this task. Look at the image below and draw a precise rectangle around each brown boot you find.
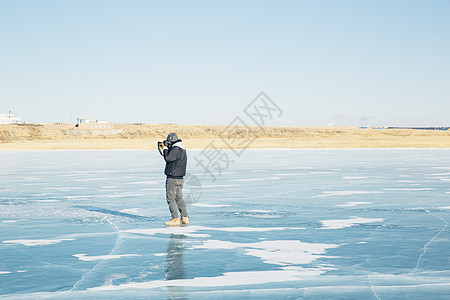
[181,217,189,225]
[164,218,181,226]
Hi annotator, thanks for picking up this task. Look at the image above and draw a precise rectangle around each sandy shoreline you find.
[1,137,450,150]
[1,124,450,149]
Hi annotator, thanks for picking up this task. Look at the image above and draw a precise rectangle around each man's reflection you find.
[166,234,186,280]
[165,234,187,299]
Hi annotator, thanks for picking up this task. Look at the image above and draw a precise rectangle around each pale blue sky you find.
[1,0,449,126]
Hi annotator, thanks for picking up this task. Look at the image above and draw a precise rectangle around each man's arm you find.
[163,147,180,162]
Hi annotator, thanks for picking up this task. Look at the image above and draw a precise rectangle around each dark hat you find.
[166,132,178,143]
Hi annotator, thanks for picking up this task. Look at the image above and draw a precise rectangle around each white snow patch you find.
[201,185,241,188]
[286,166,316,170]
[75,178,111,182]
[250,210,273,213]
[123,193,145,197]
[191,203,231,208]
[426,172,450,176]
[193,239,340,265]
[319,216,384,229]
[234,177,280,182]
[33,193,54,196]
[123,225,303,236]
[313,191,383,198]
[124,226,198,236]
[64,195,93,200]
[0,271,12,275]
[126,181,158,185]
[185,233,211,238]
[119,208,140,214]
[274,173,306,176]
[336,202,372,207]
[193,240,238,250]
[2,220,18,223]
[382,188,433,191]
[309,171,338,174]
[103,194,122,198]
[90,267,333,291]
[438,206,450,210]
[342,176,369,180]
[3,239,74,246]
[73,254,140,261]
[32,200,59,203]
[45,187,82,191]
[212,227,304,232]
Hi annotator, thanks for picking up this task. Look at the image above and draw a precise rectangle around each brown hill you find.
[1,124,449,149]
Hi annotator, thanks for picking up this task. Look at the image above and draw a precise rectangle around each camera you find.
[157,140,171,155]
[157,140,168,147]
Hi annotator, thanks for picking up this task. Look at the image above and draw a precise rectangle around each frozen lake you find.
[1,149,450,299]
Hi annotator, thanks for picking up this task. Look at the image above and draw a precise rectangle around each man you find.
[158,133,188,226]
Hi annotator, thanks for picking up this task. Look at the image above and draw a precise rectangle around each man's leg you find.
[166,178,179,219]
[174,179,188,218]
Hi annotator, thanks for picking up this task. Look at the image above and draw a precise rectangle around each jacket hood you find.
[172,141,185,150]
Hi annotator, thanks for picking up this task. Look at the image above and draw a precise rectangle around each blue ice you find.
[1,149,450,299]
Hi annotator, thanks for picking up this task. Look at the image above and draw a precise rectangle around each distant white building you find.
[0,112,22,124]
[76,118,113,129]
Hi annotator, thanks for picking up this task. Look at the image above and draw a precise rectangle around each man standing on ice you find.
[158,133,189,226]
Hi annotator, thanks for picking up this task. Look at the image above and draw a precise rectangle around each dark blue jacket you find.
[163,141,187,178]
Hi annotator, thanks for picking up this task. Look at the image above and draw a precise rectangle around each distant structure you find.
[0,112,22,124]
[75,118,113,129]
[360,126,449,131]
[387,126,450,131]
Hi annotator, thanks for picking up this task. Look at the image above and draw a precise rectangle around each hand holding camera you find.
[157,141,167,155]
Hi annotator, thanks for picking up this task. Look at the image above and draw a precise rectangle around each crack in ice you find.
[367,275,382,300]
[410,209,448,274]
[71,217,121,291]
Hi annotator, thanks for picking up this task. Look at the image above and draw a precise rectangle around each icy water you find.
[1,149,450,299]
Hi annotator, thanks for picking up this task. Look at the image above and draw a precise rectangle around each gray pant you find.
[166,178,188,219]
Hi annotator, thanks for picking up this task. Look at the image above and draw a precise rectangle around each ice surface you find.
[191,203,231,208]
[313,191,383,197]
[382,188,434,191]
[335,202,372,207]
[1,149,450,299]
